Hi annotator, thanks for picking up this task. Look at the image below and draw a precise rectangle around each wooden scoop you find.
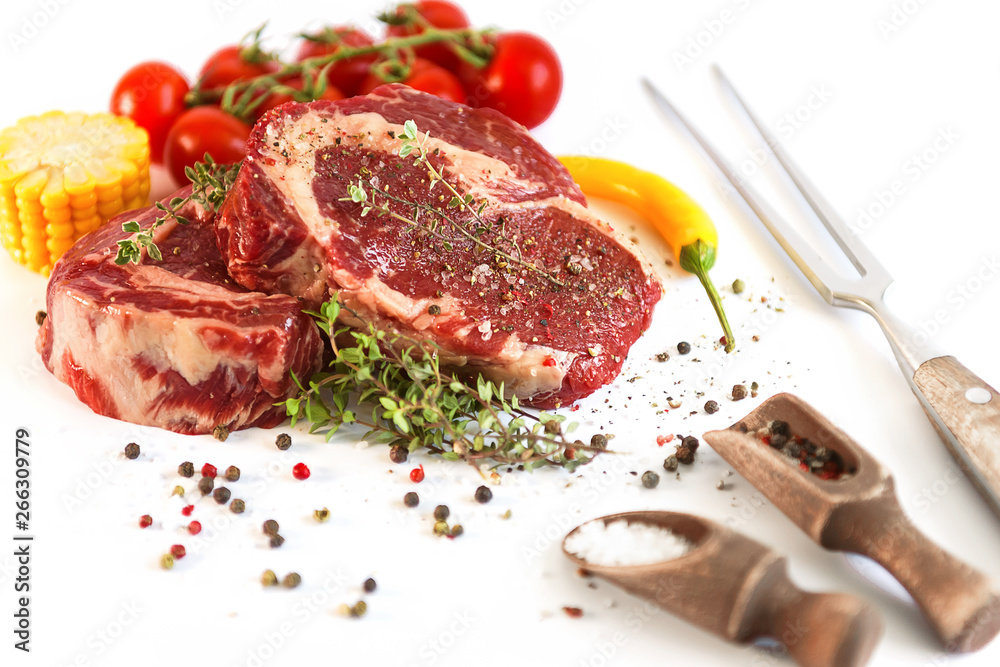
[562,511,883,667]
[703,392,1000,652]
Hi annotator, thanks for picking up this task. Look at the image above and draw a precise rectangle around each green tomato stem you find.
[679,240,735,353]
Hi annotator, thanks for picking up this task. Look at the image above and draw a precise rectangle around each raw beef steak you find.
[217,85,661,407]
[36,187,324,434]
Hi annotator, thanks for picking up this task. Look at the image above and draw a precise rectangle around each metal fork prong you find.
[641,78,847,304]
[711,65,893,292]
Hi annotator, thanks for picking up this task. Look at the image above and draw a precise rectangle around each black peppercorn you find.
[705,400,720,414]
[269,534,285,549]
[663,455,678,472]
[363,577,377,594]
[641,471,660,489]
[262,519,279,536]
[769,433,788,449]
[433,504,450,521]
[212,424,230,442]
[124,442,140,460]
[681,435,700,452]
[474,485,493,504]
[213,487,231,504]
[224,465,240,482]
[590,433,608,449]
[403,492,419,508]
[389,444,408,464]
[769,420,790,438]
[427,304,441,315]
[655,352,669,362]
[676,446,695,465]
[229,498,246,514]
[275,433,292,450]
[35,310,46,326]
[178,461,195,477]
[198,476,214,495]
[677,341,691,354]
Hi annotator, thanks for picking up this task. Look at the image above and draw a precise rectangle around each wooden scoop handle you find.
[749,560,882,667]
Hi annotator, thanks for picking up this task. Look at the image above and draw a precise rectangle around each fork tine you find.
[641,78,845,304]
[710,65,893,290]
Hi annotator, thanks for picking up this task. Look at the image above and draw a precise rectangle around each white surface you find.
[2,0,1000,665]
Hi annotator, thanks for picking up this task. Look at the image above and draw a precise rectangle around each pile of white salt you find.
[564,519,694,566]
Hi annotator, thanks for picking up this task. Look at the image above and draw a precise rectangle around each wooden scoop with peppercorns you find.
[703,393,1000,653]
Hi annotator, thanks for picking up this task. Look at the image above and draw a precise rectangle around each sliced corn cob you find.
[0,111,150,276]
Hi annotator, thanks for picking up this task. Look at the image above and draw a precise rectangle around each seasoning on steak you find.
[217,84,661,407]
[36,187,323,434]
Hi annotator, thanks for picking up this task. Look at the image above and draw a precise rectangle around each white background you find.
[2,0,1000,666]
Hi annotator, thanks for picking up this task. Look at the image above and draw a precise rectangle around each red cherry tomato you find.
[254,77,344,119]
[110,62,190,164]
[198,45,280,91]
[163,106,251,185]
[460,32,562,129]
[296,26,377,97]
[360,59,466,104]
[386,1,470,71]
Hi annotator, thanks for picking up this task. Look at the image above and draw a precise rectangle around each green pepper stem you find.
[679,241,735,353]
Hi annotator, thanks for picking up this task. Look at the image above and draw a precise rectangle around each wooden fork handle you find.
[912,355,1000,519]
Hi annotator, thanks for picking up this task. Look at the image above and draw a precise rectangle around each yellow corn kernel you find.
[0,111,151,275]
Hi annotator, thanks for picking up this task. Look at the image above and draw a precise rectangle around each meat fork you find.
[642,68,1000,519]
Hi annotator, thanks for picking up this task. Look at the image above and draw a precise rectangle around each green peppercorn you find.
[213,487,231,505]
[213,424,230,442]
[677,341,691,354]
[224,465,240,482]
[282,572,301,589]
[433,520,449,536]
[450,524,464,538]
[641,471,660,489]
[590,433,608,449]
[160,553,175,570]
[544,419,561,435]
[663,456,678,472]
[171,485,185,497]
[314,507,330,522]
[275,433,292,450]
[124,442,140,460]
[198,476,214,495]
[389,444,408,464]
[433,505,450,521]
[732,278,745,295]
[229,498,246,514]
[350,600,368,617]
[474,485,493,504]
[262,519,279,536]
[178,461,195,478]
[363,577,377,594]
[269,534,285,549]
[403,492,419,508]
[261,569,278,587]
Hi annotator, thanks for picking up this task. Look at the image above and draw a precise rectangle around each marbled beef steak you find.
[36,188,324,434]
[217,85,661,407]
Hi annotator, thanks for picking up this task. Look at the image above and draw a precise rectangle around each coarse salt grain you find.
[565,519,693,566]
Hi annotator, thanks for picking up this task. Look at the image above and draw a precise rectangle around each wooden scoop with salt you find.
[562,511,882,667]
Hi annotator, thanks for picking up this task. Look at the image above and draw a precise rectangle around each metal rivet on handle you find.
[964,387,992,405]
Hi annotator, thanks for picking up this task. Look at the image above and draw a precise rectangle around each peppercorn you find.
[212,424,230,442]
[161,553,175,570]
[450,524,464,538]
[433,520,449,536]
[544,419,561,435]
[590,433,608,449]
[427,304,441,315]
[269,534,285,549]
[275,433,292,450]
[641,471,660,489]
[198,476,214,495]
[230,499,246,514]
[314,507,330,522]
[705,400,720,414]
[474,485,493,504]
[433,505,450,521]
[681,435,700,452]
[655,352,669,362]
[201,463,218,478]
[363,577,377,594]
[350,600,368,618]
[732,278,745,294]
[124,442,140,459]
[262,520,279,536]
[170,544,186,559]
[389,444,408,464]
[676,446,695,465]
[213,487,231,504]
[770,420,790,438]
[732,384,748,401]
[563,606,584,618]
[409,465,424,483]
[663,456,678,472]
[171,485,185,497]
[292,462,311,480]
[187,520,202,535]
[139,514,153,528]
[282,572,302,589]
[770,433,788,449]
[224,465,240,482]
[178,461,195,478]
[181,504,194,516]
[677,341,691,354]
[403,492,419,508]
[716,480,726,490]
[261,570,278,587]
[35,310,46,326]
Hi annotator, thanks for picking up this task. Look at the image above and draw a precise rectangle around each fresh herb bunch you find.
[283,299,596,471]
[114,155,241,265]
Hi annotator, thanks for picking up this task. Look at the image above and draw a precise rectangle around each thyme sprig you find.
[283,299,599,471]
[114,155,241,265]
[346,120,564,287]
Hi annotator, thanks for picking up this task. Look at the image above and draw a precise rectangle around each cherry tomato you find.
[360,59,465,104]
[460,32,562,129]
[296,26,377,97]
[198,45,280,91]
[386,1,470,71]
[163,106,251,185]
[110,62,190,164]
[253,77,344,119]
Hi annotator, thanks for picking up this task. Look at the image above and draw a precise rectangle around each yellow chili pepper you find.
[558,155,734,352]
